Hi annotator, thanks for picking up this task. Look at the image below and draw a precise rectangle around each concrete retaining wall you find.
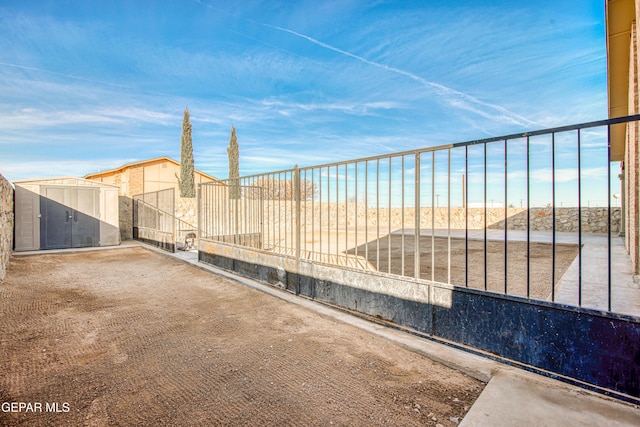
[199,239,640,403]
[0,173,14,281]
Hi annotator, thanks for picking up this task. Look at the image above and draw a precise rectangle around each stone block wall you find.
[489,207,621,233]
[262,202,620,234]
[0,173,14,281]
[175,197,198,228]
[119,196,133,240]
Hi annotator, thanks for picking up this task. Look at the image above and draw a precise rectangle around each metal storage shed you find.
[14,177,120,252]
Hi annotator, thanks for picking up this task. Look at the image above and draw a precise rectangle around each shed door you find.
[72,188,100,248]
[40,187,100,249]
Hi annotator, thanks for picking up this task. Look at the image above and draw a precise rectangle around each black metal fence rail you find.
[199,115,640,401]
[200,115,640,315]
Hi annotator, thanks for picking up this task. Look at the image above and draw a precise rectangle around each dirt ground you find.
[351,236,578,300]
[0,247,484,426]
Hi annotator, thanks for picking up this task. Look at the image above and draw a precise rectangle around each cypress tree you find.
[179,107,195,198]
[227,125,240,199]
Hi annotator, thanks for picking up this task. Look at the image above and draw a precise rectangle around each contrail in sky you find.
[195,0,537,127]
[263,24,537,127]
[0,61,131,89]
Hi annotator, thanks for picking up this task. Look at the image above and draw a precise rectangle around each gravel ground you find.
[351,236,578,300]
[0,247,484,426]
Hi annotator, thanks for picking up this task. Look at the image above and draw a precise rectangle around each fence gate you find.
[133,188,176,252]
[199,182,263,249]
[133,188,199,252]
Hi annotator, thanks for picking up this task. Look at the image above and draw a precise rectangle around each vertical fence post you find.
[607,125,612,312]
[336,165,339,260]
[431,152,435,283]
[447,149,451,284]
[484,143,487,290]
[401,156,406,277]
[504,139,508,294]
[355,162,359,260]
[171,189,177,253]
[365,162,369,268]
[294,165,301,295]
[551,132,556,301]
[234,186,239,245]
[526,136,531,298]
[376,159,380,271]
[197,184,202,244]
[327,167,331,262]
[465,146,468,287]
[345,164,349,267]
[414,152,421,279]
[388,157,392,274]
[577,130,583,306]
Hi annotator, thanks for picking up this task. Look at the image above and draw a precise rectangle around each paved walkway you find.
[395,229,640,317]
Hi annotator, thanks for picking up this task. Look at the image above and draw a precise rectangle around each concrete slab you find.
[460,370,640,427]
[12,239,139,257]
[556,235,640,316]
[401,229,640,317]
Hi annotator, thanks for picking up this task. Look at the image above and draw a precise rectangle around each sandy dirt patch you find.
[351,236,578,300]
[1,247,483,426]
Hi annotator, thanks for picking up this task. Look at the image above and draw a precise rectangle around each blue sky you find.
[0,0,609,204]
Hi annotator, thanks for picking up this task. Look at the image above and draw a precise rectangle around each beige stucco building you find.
[84,156,218,198]
[85,157,218,240]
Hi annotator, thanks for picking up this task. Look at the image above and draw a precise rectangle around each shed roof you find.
[13,176,120,188]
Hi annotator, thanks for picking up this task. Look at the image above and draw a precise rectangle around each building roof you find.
[13,176,120,188]
[606,0,634,161]
[84,156,218,181]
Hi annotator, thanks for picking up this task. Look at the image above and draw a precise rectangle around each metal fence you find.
[200,115,640,315]
[199,182,263,249]
[133,188,199,252]
[133,188,176,251]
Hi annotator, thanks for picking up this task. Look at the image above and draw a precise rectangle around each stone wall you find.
[0,173,14,281]
[175,197,198,229]
[119,196,133,240]
[489,207,621,233]
[263,202,621,234]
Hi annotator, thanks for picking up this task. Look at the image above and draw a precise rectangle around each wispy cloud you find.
[2,159,135,182]
[261,23,538,128]
[0,106,178,130]
[260,99,402,116]
[0,61,131,90]
[0,0,608,191]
